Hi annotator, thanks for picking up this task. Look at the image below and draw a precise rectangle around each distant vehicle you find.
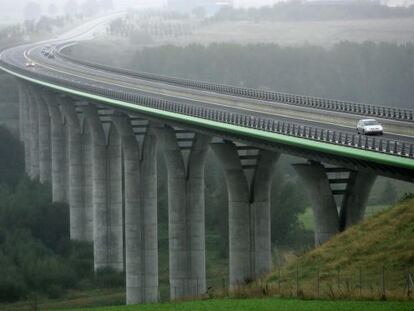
[357,119,383,135]
[25,61,35,68]
[47,53,55,59]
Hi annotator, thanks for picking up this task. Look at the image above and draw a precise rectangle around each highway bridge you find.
[1,16,413,304]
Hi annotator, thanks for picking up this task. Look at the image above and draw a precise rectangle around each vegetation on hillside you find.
[266,195,414,299]
[0,15,86,46]
[0,127,123,304]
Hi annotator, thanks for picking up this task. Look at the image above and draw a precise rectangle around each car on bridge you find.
[357,119,384,135]
[25,61,35,68]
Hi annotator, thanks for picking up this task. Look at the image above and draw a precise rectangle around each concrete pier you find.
[46,93,68,203]
[36,93,52,184]
[19,84,32,174]
[211,141,279,287]
[156,125,210,299]
[17,82,27,143]
[60,100,92,241]
[28,87,40,179]
[294,162,376,246]
[82,105,123,272]
[293,162,340,246]
[112,114,159,304]
[339,171,377,230]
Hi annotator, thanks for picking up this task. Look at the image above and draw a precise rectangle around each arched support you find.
[293,162,340,246]
[211,141,279,287]
[112,114,158,304]
[294,162,377,246]
[340,171,377,230]
[82,104,123,272]
[156,125,210,300]
[60,100,93,241]
[45,92,68,203]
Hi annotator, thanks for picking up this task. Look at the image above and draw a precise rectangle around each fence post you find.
[317,268,320,298]
[296,265,299,297]
[337,267,341,291]
[278,265,281,294]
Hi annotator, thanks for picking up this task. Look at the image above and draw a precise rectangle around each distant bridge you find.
[1,17,413,304]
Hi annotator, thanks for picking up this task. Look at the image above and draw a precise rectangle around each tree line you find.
[123,41,414,109]
[212,1,414,22]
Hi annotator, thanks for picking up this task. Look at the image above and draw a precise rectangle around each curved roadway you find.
[4,42,414,144]
[0,16,413,180]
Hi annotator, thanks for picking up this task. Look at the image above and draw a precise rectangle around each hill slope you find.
[267,196,414,297]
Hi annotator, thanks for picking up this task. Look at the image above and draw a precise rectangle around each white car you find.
[25,61,36,68]
[356,119,383,135]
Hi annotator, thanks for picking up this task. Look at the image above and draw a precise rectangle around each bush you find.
[0,261,27,302]
[94,267,125,288]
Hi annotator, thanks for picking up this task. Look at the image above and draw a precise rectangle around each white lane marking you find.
[23,48,414,140]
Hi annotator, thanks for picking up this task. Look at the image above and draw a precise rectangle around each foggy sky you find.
[1,0,412,23]
[0,0,283,22]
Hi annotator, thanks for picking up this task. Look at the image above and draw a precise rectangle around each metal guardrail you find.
[56,46,414,123]
[1,60,413,160]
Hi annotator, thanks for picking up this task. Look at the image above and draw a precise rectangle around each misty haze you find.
[0,0,413,310]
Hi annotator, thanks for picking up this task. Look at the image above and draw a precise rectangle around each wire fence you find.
[147,266,414,302]
[269,265,414,299]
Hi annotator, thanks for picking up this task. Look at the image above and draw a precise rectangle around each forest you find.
[212,1,414,22]
[0,126,125,303]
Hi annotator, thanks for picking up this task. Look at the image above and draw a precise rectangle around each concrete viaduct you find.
[1,19,414,305]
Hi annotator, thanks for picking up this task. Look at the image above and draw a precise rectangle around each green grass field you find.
[55,298,414,311]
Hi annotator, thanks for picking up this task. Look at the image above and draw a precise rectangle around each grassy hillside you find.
[267,196,414,299]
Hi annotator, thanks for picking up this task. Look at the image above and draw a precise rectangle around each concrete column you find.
[211,142,278,286]
[251,150,278,278]
[293,162,340,246]
[82,119,94,242]
[339,171,377,230]
[46,93,67,203]
[60,100,92,241]
[19,84,32,175]
[82,105,123,272]
[36,93,52,184]
[156,126,210,299]
[112,114,158,304]
[17,82,26,142]
[28,87,39,179]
